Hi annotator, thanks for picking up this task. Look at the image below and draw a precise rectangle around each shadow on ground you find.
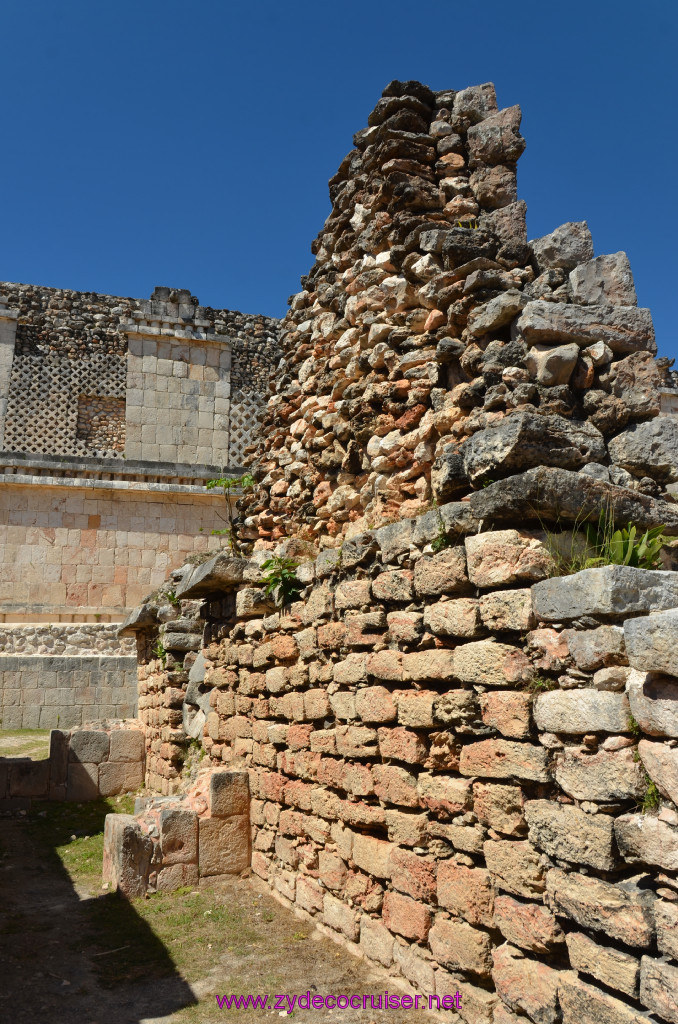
[0,800,196,1024]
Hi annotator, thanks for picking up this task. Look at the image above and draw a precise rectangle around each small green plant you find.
[640,776,661,813]
[151,639,166,668]
[627,713,642,740]
[543,503,666,576]
[163,588,180,607]
[205,472,255,555]
[261,556,302,607]
[527,675,557,694]
[430,500,452,553]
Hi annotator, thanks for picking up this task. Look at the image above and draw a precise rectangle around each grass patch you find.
[0,728,51,760]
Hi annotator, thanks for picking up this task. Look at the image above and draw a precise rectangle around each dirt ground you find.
[0,800,444,1024]
[0,728,51,759]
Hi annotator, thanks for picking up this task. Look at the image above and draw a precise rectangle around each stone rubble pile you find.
[238,80,676,547]
[118,516,678,1024]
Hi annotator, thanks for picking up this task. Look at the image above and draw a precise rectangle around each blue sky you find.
[2,0,676,360]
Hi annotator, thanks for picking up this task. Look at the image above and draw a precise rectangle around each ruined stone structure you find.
[11,78,678,1022]
[0,282,279,725]
[238,80,678,548]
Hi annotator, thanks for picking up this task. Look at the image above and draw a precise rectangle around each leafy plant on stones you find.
[544,504,666,576]
[430,501,453,553]
[205,472,255,556]
[627,713,643,740]
[261,556,302,608]
[151,639,167,669]
[639,776,661,813]
[527,674,557,694]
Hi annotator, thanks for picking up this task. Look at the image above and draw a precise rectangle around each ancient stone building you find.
[0,282,280,726]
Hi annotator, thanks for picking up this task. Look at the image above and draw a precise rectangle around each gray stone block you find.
[530,221,593,273]
[533,689,630,734]
[615,814,678,872]
[532,566,678,622]
[66,762,99,801]
[608,416,678,483]
[102,813,152,898]
[625,608,678,676]
[516,301,655,355]
[69,729,110,764]
[569,252,637,307]
[626,669,678,738]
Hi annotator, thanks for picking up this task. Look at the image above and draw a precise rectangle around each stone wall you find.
[121,507,678,1024]
[0,655,137,729]
[239,79,678,548]
[0,722,145,810]
[0,454,229,620]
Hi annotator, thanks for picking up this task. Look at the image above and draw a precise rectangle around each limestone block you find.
[323,893,359,941]
[492,943,560,1024]
[474,782,526,836]
[639,958,678,1024]
[626,669,678,738]
[69,729,110,764]
[159,808,198,865]
[102,813,152,898]
[429,916,493,976]
[98,760,144,797]
[554,747,646,802]
[563,625,626,671]
[109,729,145,763]
[478,690,532,739]
[157,862,199,892]
[655,900,678,960]
[461,412,606,484]
[453,639,532,687]
[208,771,249,817]
[545,868,655,947]
[352,833,393,879]
[8,760,50,798]
[66,762,99,801]
[484,839,545,897]
[423,597,482,637]
[437,862,494,927]
[470,467,678,534]
[374,518,414,563]
[558,972,649,1024]
[466,530,555,588]
[525,799,618,871]
[638,739,678,804]
[198,814,250,876]
[493,896,564,953]
[569,252,637,307]
[615,813,678,871]
[625,608,678,676]
[413,546,469,597]
[609,416,678,482]
[479,588,536,632]
[516,300,655,355]
[359,914,393,967]
[530,221,593,273]
[460,739,549,781]
[533,565,678,622]
[566,932,639,999]
[525,343,579,386]
[533,689,630,734]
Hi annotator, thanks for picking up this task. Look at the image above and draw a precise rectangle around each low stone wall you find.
[0,655,137,729]
[0,722,145,810]
[0,624,135,656]
[103,768,250,897]
[123,510,678,1024]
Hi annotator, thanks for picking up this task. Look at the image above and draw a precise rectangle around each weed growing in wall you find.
[261,556,302,607]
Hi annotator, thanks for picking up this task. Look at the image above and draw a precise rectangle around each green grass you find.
[0,728,51,760]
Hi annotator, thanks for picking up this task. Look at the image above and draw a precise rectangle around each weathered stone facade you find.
[0,283,279,465]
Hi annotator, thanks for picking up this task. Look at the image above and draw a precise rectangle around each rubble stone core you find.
[238,79,676,549]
